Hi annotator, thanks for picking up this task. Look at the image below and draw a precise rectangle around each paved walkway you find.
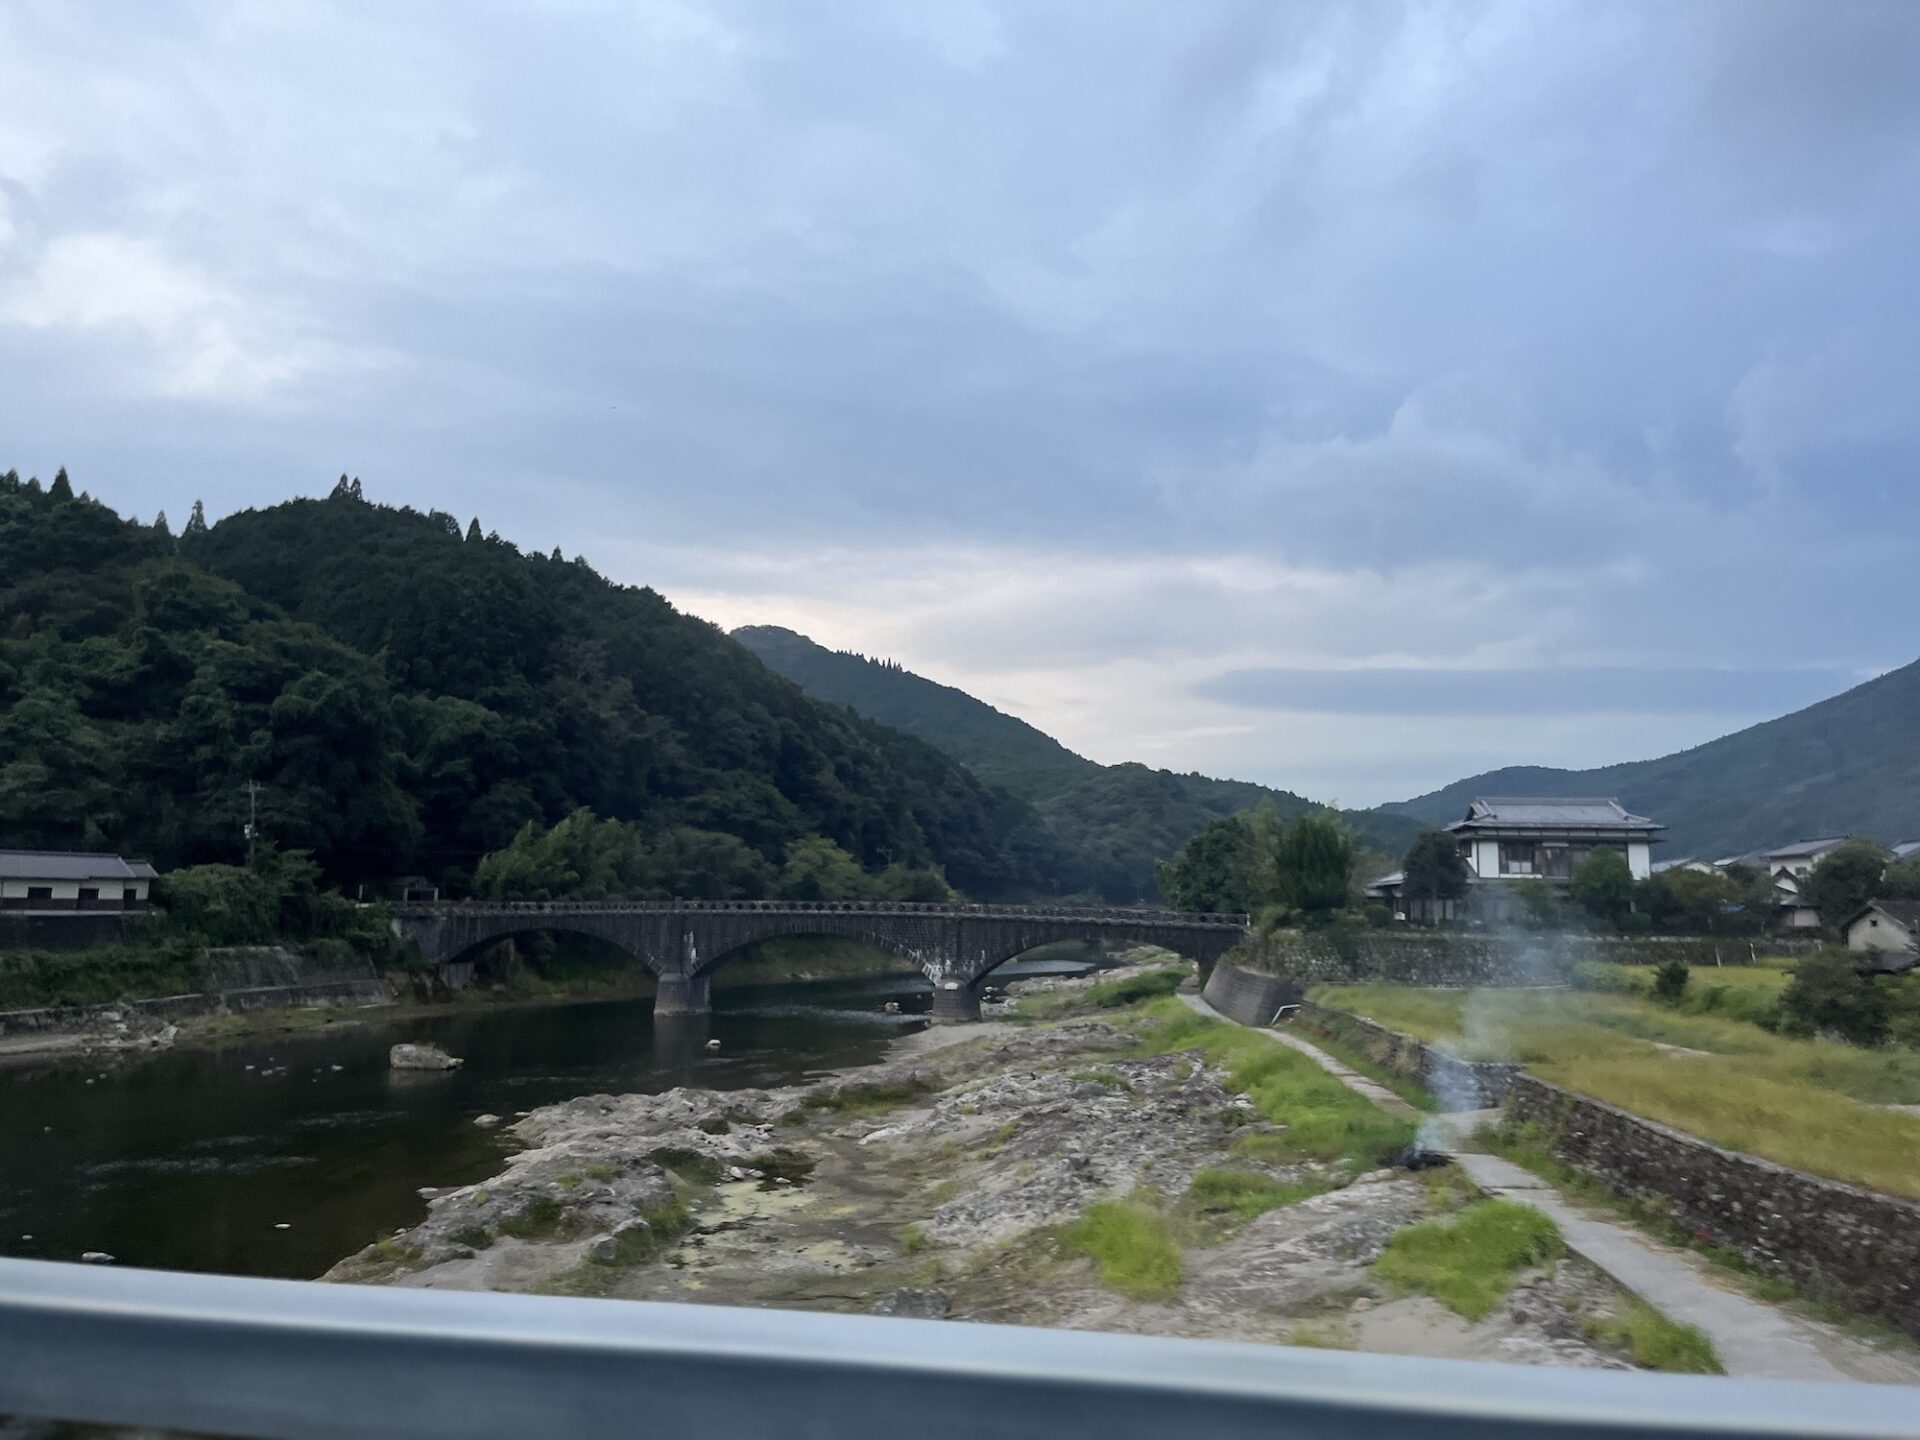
[1177,990,1848,1381]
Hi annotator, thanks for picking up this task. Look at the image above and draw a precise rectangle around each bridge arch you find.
[390,902,1248,1022]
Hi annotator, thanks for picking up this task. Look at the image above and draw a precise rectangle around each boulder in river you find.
[390,1043,463,1071]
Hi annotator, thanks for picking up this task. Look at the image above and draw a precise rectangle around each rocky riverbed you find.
[321,964,1695,1369]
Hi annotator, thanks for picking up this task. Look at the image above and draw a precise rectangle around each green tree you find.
[465,517,483,542]
[1571,848,1636,926]
[1803,839,1886,926]
[1778,947,1889,1046]
[49,467,73,502]
[775,835,871,901]
[1270,809,1355,917]
[1402,829,1469,903]
[1881,857,1920,901]
[1156,813,1257,913]
[474,809,651,900]
[1644,867,1757,935]
[871,862,955,902]
[182,499,209,538]
[1652,958,1690,1001]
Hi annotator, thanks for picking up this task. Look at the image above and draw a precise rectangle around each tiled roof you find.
[1857,900,1920,929]
[0,850,158,882]
[1449,797,1660,831]
[1761,837,1851,860]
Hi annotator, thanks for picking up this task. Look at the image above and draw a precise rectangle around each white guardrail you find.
[2,1259,1916,1438]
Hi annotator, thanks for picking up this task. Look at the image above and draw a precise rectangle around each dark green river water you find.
[0,968,1051,1280]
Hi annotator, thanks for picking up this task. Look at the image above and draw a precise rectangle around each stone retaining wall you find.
[1505,1074,1920,1338]
[1240,930,1782,988]
[1296,1000,1521,1110]
[0,950,393,1041]
[1200,962,1302,1027]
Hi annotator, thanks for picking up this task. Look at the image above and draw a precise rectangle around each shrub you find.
[1182,1167,1321,1221]
[1065,1198,1181,1299]
[1088,967,1186,1007]
[1651,959,1690,1002]
[1778,948,1889,1047]
[1374,1200,1563,1319]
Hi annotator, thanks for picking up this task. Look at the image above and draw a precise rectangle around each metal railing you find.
[393,898,1250,927]
[1,1259,1910,1439]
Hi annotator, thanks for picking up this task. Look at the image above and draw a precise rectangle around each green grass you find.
[648,1147,725,1184]
[1374,1200,1564,1320]
[1292,1009,1440,1113]
[1065,1196,1182,1300]
[1311,984,1920,1197]
[804,1078,939,1116]
[593,1199,693,1266]
[1586,1297,1722,1374]
[1181,1166,1324,1221]
[496,1196,567,1240]
[1136,999,1418,1167]
[1088,966,1189,1008]
[1069,1069,1130,1090]
[744,1146,817,1183]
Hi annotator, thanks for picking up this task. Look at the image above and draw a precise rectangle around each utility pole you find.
[245,780,261,867]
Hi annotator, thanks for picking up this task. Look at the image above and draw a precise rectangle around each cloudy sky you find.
[4,1,1917,806]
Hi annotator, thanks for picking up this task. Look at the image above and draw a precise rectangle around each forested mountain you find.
[1379,659,1920,858]
[0,474,1066,898]
[732,626,1096,796]
[735,626,1421,898]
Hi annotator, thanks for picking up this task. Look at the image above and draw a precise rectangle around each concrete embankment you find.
[0,946,392,1057]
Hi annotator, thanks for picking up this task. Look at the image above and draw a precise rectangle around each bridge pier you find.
[653,972,711,1016]
[929,979,981,1024]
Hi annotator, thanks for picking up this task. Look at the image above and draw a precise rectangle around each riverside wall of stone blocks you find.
[1505,1074,1920,1338]
[1295,1000,1520,1110]
[1240,930,1774,988]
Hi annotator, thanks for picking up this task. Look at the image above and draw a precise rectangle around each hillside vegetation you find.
[1379,661,1920,857]
[735,625,1419,900]
[0,473,1067,898]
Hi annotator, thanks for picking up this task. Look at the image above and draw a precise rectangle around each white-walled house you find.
[1843,901,1920,973]
[1446,798,1661,883]
[0,850,159,912]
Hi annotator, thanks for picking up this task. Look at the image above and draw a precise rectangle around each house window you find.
[78,887,100,908]
[27,886,53,902]
[1499,843,1536,876]
[124,887,141,906]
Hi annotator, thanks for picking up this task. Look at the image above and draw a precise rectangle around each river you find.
[0,960,1090,1281]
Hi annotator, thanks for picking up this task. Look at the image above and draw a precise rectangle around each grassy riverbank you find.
[1311,982,1920,1198]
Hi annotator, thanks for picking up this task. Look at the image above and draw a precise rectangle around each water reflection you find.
[0,957,1097,1280]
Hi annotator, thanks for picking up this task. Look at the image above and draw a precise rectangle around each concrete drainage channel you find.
[1175,990,1852,1382]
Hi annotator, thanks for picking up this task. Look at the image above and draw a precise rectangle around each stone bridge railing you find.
[389,900,1248,1022]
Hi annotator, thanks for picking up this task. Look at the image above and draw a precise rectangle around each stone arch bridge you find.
[390,900,1249,1022]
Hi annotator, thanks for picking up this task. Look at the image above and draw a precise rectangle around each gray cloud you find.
[1193,665,1862,718]
[2,0,1917,803]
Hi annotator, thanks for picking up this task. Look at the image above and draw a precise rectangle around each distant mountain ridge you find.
[1379,658,1920,858]
[733,625,1420,899]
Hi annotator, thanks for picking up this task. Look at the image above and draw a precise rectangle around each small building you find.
[1844,900,1920,955]
[1753,837,1855,881]
[0,850,159,912]
[1651,857,1723,878]
[1447,797,1661,883]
